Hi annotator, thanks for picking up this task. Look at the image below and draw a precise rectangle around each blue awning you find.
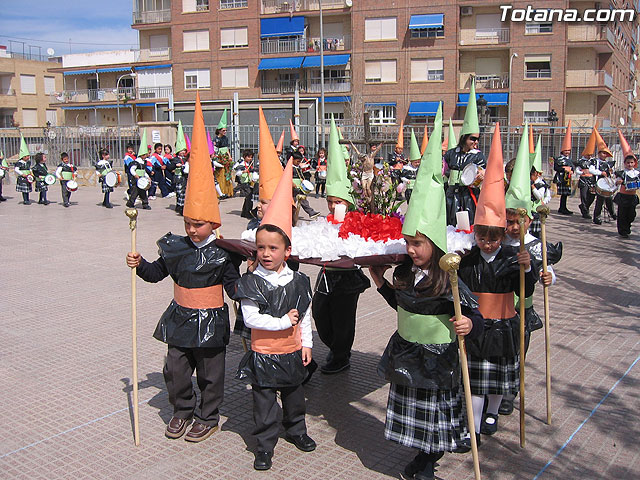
[97,67,132,73]
[302,54,350,68]
[409,14,444,29]
[260,16,305,38]
[408,101,441,116]
[457,93,509,106]
[320,96,351,103]
[258,56,304,70]
[135,103,156,107]
[365,102,396,107]
[61,105,119,110]
[135,64,171,70]
[64,69,96,76]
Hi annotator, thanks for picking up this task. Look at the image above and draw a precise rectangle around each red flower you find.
[338,211,403,242]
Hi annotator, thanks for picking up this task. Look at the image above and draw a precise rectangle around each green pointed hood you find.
[217,109,227,129]
[408,129,421,161]
[19,135,30,158]
[337,126,350,161]
[531,136,542,173]
[460,78,480,136]
[505,122,533,214]
[175,120,187,152]
[402,103,447,253]
[447,119,456,151]
[137,128,148,157]
[326,114,354,204]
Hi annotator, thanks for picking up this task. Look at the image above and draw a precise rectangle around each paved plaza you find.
[0,185,638,479]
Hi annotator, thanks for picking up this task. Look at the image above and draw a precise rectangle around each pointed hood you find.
[505,122,533,215]
[447,119,456,151]
[217,108,227,129]
[289,119,299,142]
[595,129,612,157]
[326,114,354,204]
[206,130,215,156]
[528,124,535,154]
[618,129,636,160]
[408,129,421,161]
[275,130,285,154]
[561,120,572,153]
[396,120,404,149]
[461,78,480,136]
[18,135,30,158]
[531,136,543,173]
[475,123,506,228]
[185,132,192,152]
[183,92,222,227]
[261,157,294,241]
[137,129,148,157]
[258,106,284,201]
[420,124,429,156]
[402,103,447,253]
[175,120,187,152]
[582,125,598,157]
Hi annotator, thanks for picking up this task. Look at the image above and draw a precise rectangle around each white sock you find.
[471,395,484,434]
[486,394,503,416]
[216,184,223,196]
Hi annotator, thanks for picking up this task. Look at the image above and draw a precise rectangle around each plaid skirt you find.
[175,178,186,207]
[16,180,32,193]
[99,178,113,193]
[468,355,520,395]
[385,383,467,453]
[530,212,541,235]
[555,182,571,196]
[35,181,48,192]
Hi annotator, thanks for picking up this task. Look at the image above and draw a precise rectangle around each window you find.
[184,69,210,89]
[525,22,553,34]
[411,26,444,38]
[365,17,396,41]
[525,55,551,78]
[365,60,396,83]
[411,58,444,81]
[221,27,248,48]
[523,100,550,124]
[475,14,502,37]
[20,74,36,94]
[22,108,37,127]
[44,76,56,95]
[183,30,209,51]
[366,105,396,125]
[220,0,247,8]
[221,67,249,88]
[183,0,209,12]
[46,109,57,126]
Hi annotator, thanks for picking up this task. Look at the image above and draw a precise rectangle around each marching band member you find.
[591,131,616,225]
[163,144,176,197]
[313,147,327,198]
[149,142,169,199]
[15,135,33,205]
[292,151,320,221]
[529,137,551,238]
[126,131,151,210]
[552,122,574,215]
[171,121,189,215]
[55,152,77,208]
[400,130,421,202]
[614,130,640,238]
[95,148,114,208]
[0,151,8,201]
[235,159,316,471]
[576,127,598,219]
[123,143,136,200]
[126,94,241,443]
[233,149,256,219]
[32,152,50,205]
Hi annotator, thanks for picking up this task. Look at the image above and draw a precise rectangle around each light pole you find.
[507,52,518,156]
[319,0,325,148]
[117,72,136,159]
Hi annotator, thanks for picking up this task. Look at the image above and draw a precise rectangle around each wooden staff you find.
[516,207,527,448]
[537,205,552,425]
[439,253,481,480]
[126,208,140,446]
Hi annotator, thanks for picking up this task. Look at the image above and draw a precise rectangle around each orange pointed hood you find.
[561,120,572,153]
[618,129,636,160]
[595,129,612,157]
[183,92,221,228]
[261,157,293,241]
[396,120,404,149]
[289,119,299,142]
[474,123,506,228]
[420,124,429,155]
[528,124,534,154]
[259,107,284,201]
[582,125,598,157]
[276,130,285,154]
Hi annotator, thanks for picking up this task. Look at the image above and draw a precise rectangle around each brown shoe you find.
[165,416,191,439]
[184,422,218,442]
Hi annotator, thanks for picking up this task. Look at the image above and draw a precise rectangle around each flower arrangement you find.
[215,151,234,183]
[347,155,405,216]
[327,211,404,242]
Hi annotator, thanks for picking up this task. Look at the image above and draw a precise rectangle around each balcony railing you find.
[460,73,509,89]
[306,34,351,52]
[50,86,172,104]
[260,76,351,94]
[261,0,345,14]
[566,70,613,89]
[135,47,171,62]
[524,113,549,124]
[261,37,307,54]
[567,24,614,45]
[525,69,551,79]
[0,88,15,96]
[261,79,299,94]
[220,0,248,8]
[460,28,510,45]
[132,9,171,24]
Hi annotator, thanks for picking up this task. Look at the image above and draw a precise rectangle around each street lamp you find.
[117,72,136,159]
[507,52,518,156]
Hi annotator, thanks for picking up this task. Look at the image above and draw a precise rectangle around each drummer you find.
[55,152,78,208]
[313,147,327,198]
[32,152,51,205]
[95,148,114,209]
[442,79,486,225]
[591,134,616,225]
[614,131,640,238]
[126,138,151,210]
[292,151,320,221]
[15,135,33,205]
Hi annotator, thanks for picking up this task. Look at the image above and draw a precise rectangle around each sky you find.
[1,0,139,57]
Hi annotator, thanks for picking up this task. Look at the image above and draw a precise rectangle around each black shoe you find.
[142,205,151,210]
[285,433,316,452]
[105,203,113,209]
[611,213,617,220]
[403,452,429,478]
[557,208,571,215]
[302,359,318,385]
[0,196,6,201]
[321,358,350,374]
[620,233,630,239]
[253,451,273,471]
[413,452,444,480]
[579,205,590,219]
[593,218,602,225]
[126,202,134,208]
[480,413,499,435]
[63,203,70,207]
[24,200,31,205]
[453,433,481,454]
[499,397,514,415]
[38,200,44,204]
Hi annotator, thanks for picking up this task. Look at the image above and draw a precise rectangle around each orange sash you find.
[473,292,516,320]
[173,284,224,309]
[252,324,301,355]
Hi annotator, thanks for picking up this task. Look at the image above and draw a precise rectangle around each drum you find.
[626,181,640,190]
[460,163,480,186]
[317,169,327,179]
[251,172,260,182]
[26,174,34,184]
[44,174,56,185]
[595,177,616,197]
[183,162,190,175]
[0,169,5,179]
[66,180,79,192]
[240,172,251,184]
[104,170,119,188]
[300,180,314,194]
[137,176,151,191]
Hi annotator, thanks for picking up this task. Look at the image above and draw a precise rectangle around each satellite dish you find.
[620,117,625,126]
[47,48,55,56]
[345,0,353,6]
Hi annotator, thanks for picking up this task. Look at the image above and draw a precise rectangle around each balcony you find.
[261,37,307,54]
[50,86,172,104]
[460,28,510,46]
[135,47,171,62]
[566,70,613,94]
[306,34,351,52]
[260,76,350,94]
[0,87,15,95]
[132,9,171,25]
[567,25,614,52]
[261,0,345,15]
[460,73,509,89]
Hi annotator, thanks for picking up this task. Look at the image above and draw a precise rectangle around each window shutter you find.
[44,76,56,94]
[523,100,550,112]
[365,61,380,80]
[183,31,197,51]
[20,75,36,94]
[183,0,196,12]
[46,110,57,125]
[198,69,210,88]
[411,60,428,81]
[22,109,37,127]
[380,60,396,82]
[380,18,396,39]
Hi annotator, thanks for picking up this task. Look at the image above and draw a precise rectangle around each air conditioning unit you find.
[461,6,473,16]
[595,2,601,9]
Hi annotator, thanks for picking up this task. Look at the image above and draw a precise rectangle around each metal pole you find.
[508,53,518,157]
[319,0,325,148]
[233,92,240,162]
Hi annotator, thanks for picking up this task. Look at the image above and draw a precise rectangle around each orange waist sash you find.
[473,292,516,320]
[173,284,224,309]
[252,324,301,355]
